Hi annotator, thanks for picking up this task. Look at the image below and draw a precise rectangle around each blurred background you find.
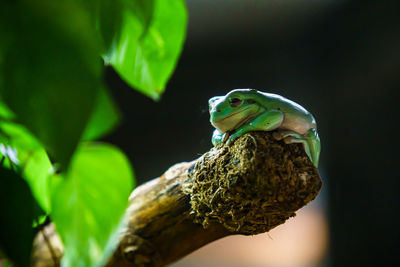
[104,0,399,266]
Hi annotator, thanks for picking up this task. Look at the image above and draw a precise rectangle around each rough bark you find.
[32,131,322,267]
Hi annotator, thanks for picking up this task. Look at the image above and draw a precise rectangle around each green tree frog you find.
[209,89,321,167]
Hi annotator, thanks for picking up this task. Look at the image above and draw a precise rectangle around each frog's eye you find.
[229,98,242,107]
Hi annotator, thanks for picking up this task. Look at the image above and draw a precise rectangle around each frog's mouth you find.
[218,110,244,122]
[215,106,251,122]
[212,106,252,132]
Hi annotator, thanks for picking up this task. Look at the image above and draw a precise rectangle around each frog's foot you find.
[272,130,304,142]
[212,129,229,146]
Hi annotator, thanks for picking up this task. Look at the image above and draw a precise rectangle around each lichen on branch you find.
[183,131,322,235]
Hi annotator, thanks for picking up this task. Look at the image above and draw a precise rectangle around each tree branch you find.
[32,131,322,267]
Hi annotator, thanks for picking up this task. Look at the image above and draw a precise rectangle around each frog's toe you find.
[283,136,303,144]
[227,135,236,144]
[273,130,304,141]
[226,137,233,145]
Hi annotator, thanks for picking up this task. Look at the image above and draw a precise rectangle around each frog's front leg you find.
[273,128,320,167]
[212,129,228,146]
[228,109,284,144]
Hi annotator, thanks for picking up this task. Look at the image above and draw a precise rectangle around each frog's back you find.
[256,91,317,134]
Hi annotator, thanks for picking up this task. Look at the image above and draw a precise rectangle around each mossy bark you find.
[32,131,322,267]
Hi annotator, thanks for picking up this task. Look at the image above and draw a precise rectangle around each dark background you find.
[105,1,399,266]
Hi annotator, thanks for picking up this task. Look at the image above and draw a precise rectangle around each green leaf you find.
[104,0,187,100]
[1,0,102,167]
[0,121,52,212]
[0,100,15,120]
[51,143,134,266]
[0,2,13,96]
[84,0,124,52]
[0,168,34,267]
[22,149,53,212]
[82,87,120,140]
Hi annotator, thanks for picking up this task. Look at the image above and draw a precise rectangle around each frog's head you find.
[209,89,261,133]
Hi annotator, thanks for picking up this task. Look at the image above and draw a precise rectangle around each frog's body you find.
[209,89,320,167]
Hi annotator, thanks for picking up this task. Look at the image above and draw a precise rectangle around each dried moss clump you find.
[183,131,322,235]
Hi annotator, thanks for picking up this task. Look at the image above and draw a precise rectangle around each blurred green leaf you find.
[1,0,102,168]
[0,122,52,212]
[83,0,124,52]
[0,101,15,120]
[104,0,187,100]
[51,142,134,266]
[32,214,47,228]
[0,168,34,267]
[82,87,121,140]
[22,149,53,212]
[0,2,14,96]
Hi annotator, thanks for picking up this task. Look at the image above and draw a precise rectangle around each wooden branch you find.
[32,131,322,267]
